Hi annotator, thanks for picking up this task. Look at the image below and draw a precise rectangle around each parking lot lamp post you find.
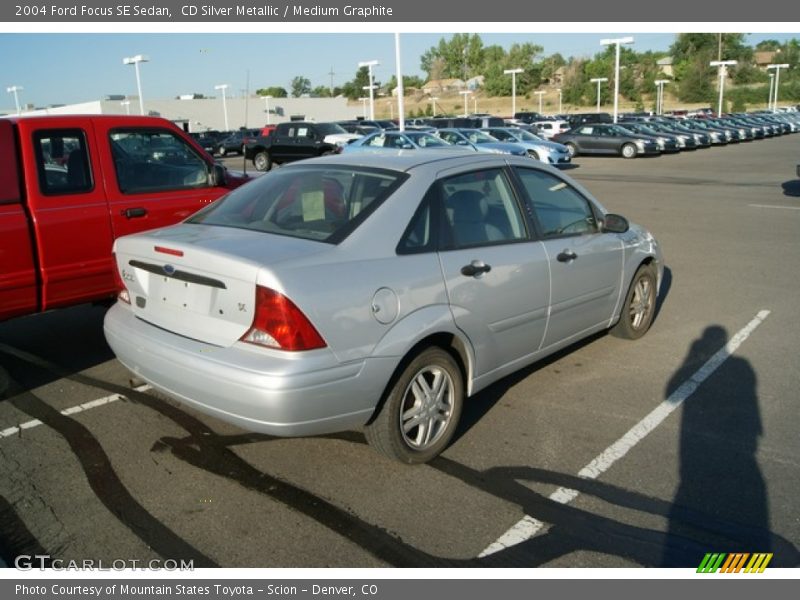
[122,55,149,115]
[710,60,737,116]
[557,88,562,114]
[590,77,608,113]
[655,79,669,115]
[359,97,368,118]
[121,99,131,115]
[263,95,272,124]
[767,64,790,112]
[503,68,524,117]
[534,91,546,115]
[460,90,471,117]
[600,37,634,123]
[6,85,23,114]
[768,73,775,111]
[214,84,229,131]
[430,96,438,117]
[358,60,379,121]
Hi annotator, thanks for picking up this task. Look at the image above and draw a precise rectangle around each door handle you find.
[461,260,492,277]
[557,250,577,262]
[122,207,147,219]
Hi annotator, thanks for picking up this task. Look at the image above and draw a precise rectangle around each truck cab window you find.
[109,129,209,194]
[34,130,93,195]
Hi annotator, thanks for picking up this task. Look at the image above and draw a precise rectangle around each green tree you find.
[340,67,380,101]
[256,87,287,98]
[311,86,332,98]
[420,33,484,81]
[290,76,311,98]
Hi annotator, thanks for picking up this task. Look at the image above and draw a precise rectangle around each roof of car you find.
[282,149,501,173]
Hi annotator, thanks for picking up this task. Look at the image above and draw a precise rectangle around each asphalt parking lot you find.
[1,135,799,569]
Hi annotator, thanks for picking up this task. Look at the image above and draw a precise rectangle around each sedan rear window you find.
[188,166,405,243]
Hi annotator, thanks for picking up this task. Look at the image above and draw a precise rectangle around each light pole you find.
[122,54,149,115]
[358,60,379,121]
[214,84,229,131]
[556,88,562,114]
[6,85,23,114]
[473,97,478,114]
[359,97,368,118]
[263,95,272,124]
[767,63,790,112]
[590,77,608,113]
[503,68,524,117]
[655,79,669,115]
[430,96,438,117]
[534,90,546,115]
[121,99,131,115]
[600,36,634,123]
[710,60,737,116]
[768,73,775,111]
[459,90,471,117]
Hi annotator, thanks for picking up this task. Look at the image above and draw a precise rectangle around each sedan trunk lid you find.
[115,224,327,347]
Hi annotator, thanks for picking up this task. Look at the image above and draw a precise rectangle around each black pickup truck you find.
[244,122,360,171]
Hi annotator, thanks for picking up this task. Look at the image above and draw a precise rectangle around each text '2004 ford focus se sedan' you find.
[104,152,663,464]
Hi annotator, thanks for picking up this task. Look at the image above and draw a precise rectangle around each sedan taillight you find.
[241,286,326,351]
[112,253,130,304]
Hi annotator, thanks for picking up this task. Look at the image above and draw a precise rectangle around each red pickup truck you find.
[0,114,247,322]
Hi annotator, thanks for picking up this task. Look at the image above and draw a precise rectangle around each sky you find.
[1,32,797,110]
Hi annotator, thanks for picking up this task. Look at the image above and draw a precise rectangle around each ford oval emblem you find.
[163,264,176,276]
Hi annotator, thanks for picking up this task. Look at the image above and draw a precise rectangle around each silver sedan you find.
[105,152,663,464]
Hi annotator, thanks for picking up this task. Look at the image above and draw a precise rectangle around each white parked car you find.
[533,120,570,139]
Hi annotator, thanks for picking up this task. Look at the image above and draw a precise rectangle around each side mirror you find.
[602,213,629,234]
[210,163,227,187]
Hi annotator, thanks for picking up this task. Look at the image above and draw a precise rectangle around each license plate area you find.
[151,275,214,313]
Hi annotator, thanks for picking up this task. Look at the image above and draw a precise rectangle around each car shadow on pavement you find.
[0,303,114,402]
[781,179,800,197]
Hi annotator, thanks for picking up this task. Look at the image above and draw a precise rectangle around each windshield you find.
[316,123,348,136]
[406,132,450,147]
[188,166,405,243]
[460,129,499,144]
[510,128,543,142]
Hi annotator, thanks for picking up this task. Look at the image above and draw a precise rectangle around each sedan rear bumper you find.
[104,303,396,436]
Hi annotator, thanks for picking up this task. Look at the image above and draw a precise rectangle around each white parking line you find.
[749,204,800,210]
[480,309,770,557]
[0,384,152,440]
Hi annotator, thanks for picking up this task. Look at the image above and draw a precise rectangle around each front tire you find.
[621,143,637,159]
[565,142,578,157]
[364,347,463,464]
[527,150,541,162]
[218,146,227,157]
[612,264,657,339]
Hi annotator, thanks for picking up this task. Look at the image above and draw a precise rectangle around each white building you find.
[2,96,359,132]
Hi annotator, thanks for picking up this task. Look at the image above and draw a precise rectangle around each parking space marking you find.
[748,204,800,210]
[481,309,770,557]
[0,384,152,441]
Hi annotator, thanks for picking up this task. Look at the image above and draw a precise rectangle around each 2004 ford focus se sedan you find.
[104,152,663,464]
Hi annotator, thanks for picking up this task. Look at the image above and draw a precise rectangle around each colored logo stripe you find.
[697,553,773,573]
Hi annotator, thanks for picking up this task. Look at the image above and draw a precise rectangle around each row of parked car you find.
[553,110,800,159]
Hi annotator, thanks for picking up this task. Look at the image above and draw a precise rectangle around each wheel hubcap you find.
[629,277,653,329]
[399,366,454,450]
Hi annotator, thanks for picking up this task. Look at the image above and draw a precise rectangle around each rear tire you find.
[364,347,463,464]
[621,143,637,159]
[612,264,657,339]
[253,151,270,171]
